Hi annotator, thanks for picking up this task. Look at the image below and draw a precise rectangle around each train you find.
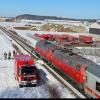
[35,40,100,98]
[34,33,93,46]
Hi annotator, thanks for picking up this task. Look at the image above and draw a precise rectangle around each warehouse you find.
[89,23,100,35]
[89,22,100,41]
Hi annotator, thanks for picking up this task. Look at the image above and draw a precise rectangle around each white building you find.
[44,19,83,26]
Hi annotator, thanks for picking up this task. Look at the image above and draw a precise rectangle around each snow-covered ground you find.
[83,55,100,65]
[0,34,14,59]
[0,22,26,28]
[0,28,75,98]
[14,29,37,47]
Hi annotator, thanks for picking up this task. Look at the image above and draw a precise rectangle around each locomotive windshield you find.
[20,65,36,75]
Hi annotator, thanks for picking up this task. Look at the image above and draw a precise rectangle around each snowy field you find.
[83,55,100,65]
[0,28,75,98]
[0,22,26,28]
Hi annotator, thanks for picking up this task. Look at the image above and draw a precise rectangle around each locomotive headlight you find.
[83,76,85,80]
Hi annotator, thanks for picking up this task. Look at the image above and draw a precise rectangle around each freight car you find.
[35,40,100,98]
[79,35,93,44]
[34,33,93,46]
[53,34,79,45]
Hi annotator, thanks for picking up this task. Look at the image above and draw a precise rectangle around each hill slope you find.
[16,14,96,22]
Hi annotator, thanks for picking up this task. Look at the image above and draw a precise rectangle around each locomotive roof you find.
[36,40,56,50]
[54,49,100,78]
[36,40,100,78]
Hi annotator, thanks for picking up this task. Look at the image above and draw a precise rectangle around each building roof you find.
[89,22,100,29]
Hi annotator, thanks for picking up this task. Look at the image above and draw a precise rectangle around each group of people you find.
[4,50,17,60]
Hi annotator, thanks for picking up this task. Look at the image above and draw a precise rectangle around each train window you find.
[96,82,100,92]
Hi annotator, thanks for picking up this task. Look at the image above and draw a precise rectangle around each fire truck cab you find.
[14,54,38,87]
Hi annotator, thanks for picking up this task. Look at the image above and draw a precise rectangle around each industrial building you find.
[89,22,100,41]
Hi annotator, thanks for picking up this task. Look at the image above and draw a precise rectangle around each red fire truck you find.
[14,54,38,87]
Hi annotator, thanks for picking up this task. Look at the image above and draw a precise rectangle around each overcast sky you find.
[0,0,100,19]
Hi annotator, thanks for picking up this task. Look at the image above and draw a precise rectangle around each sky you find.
[0,0,100,19]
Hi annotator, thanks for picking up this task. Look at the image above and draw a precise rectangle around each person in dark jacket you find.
[13,50,16,58]
[4,52,7,60]
[8,52,11,60]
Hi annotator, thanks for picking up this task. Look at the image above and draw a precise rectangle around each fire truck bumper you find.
[19,80,37,85]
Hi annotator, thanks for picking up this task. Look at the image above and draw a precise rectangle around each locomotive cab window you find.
[76,64,81,71]
[96,82,100,92]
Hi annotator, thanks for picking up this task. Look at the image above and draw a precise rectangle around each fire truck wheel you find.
[33,84,36,87]
[19,84,23,88]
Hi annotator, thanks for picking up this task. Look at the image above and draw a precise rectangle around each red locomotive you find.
[14,54,38,87]
[35,40,100,98]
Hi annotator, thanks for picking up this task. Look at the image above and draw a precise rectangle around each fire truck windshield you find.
[21,65,36,75]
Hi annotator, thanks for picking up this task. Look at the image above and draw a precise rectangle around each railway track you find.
[0,26,86,98]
